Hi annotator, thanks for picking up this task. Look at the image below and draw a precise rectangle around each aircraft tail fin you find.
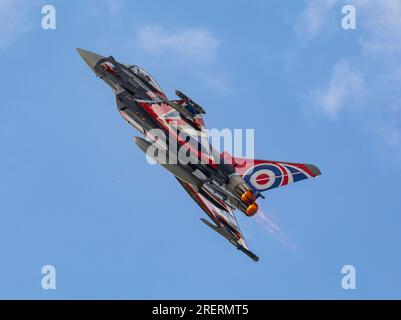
[221,152,321,193]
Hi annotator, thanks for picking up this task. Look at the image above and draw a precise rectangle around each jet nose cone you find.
[76,48,104,70]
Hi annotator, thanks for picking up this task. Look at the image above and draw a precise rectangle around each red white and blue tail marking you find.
[221,152,321,193]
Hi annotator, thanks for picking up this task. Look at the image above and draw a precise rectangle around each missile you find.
[133,136,202,189]
[156,94,196,122]
[175,90,206,114]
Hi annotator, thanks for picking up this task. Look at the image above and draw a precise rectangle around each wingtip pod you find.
[305,164,322,177]
[237,245,260,262]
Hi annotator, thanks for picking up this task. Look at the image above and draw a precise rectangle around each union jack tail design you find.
[221,152,321,193]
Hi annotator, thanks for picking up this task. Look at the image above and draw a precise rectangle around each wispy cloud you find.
[200,73,231,96]
[134,24,229,95]
[136,25,219,64]
[0,0,31,50]
[104,0,123,15]
[297,0,401,161]
[357,0,401,55]
[295,0,338,40]
[310,60,365,119]
[90,0,123,18]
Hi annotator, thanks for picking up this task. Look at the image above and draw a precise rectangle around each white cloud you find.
[297,0,401,53]
[298,0,401,160]
[370,119,401,164]
[136,25,219,64]
[104,0,123,15]
[200,73,231,96]
[295,0,338,40]
[311,61,365,119]
[134,25,229,95]
[356,0,401,55]
[0,0,30,50]
[90,0,123,18]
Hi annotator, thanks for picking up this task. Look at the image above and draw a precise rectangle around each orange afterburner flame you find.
[245,202,259,216]
[241,190,256,204]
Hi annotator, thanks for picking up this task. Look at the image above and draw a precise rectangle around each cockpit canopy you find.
[124,64,163,93]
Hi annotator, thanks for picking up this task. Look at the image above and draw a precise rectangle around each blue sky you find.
[1,0,401,299]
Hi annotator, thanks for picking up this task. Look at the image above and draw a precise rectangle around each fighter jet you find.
[77,48,321,261]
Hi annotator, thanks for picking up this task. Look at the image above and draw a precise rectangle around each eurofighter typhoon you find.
[77,48,321,261]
